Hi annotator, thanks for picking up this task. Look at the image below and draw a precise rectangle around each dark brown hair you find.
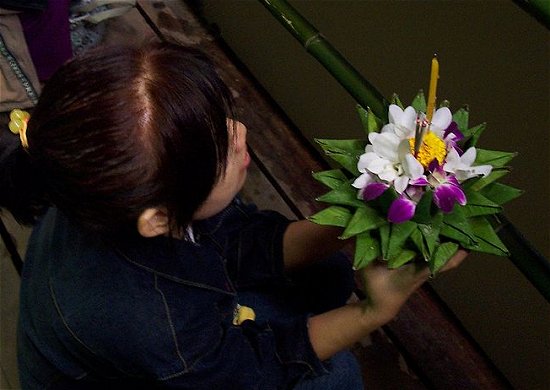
[1,42,234,236]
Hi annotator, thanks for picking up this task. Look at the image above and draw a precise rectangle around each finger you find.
[440,249,469,272]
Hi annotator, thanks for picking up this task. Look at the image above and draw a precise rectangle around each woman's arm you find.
[282,219,346,270]
[307,249,468,360]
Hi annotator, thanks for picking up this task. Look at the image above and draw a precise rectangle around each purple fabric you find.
[19,0,72,81]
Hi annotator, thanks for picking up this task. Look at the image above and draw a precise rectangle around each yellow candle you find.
[426,55,439,122]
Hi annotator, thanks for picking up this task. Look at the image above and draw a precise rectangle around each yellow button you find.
[233,304,256,325]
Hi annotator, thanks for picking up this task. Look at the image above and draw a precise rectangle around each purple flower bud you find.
[363,182,389,201]
[433,183,467,213]
[388,196,416,223]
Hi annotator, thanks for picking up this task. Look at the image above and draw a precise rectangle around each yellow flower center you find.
[409,132,447,168]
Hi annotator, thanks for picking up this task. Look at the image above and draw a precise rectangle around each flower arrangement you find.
[309,58,522,273]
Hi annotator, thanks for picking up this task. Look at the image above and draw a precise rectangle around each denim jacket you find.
[18,199,328,389]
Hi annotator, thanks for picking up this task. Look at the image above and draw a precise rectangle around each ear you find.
[137,208,170,238]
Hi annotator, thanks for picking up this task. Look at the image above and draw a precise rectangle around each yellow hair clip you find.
[9,109,30,148]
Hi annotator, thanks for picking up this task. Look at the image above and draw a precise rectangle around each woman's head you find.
[25,42,236,237]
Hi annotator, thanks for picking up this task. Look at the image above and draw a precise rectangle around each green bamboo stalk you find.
[494,215,550,303]
[513,0,550,30]
[258,0,389,121]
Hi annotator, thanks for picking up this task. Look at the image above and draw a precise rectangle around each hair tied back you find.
[9,109,30,149]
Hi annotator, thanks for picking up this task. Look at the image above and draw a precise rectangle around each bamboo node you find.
[304,33,323,50]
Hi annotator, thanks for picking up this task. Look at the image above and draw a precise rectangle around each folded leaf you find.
[356,105,382,135]
[316,183,365,208]
[391,93,404,109]
[379,223,391,260]
[475,149,517,168]
[452,106,469,132]
[419,212,443,255]
[411,90,427,113]
[356,105,370,135]
[462,190,502,217]
[340,205,385,239]
[315,138,365,174]
[410,228,429,261]
[440,225,474,246]
[324,152,360,175]
[308,206,352,227]
[312,169,348,190]
[367,107,383,134]
[388,249,416,269]
[441,206,477,245]
[430,242,459,274]
[315,138,366,156]
[479,182,523,205]
[411,190,434,224]
[466,216,509,256]
[354,232,380,269]
[376,187,399,214]
[387,221,417,260]
[464,168,510,191]
[462,122,486,148]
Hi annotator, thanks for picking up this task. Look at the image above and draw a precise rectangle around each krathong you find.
[309,57,522,273]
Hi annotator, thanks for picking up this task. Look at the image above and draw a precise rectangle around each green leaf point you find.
[411,90,427,113]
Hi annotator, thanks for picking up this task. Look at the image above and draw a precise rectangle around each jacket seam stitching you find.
[49,278,141,379]
[154,273,189,376]
[48,278,94,376]
[114,248,236,296]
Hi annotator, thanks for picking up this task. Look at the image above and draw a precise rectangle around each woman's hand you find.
[358,249,468,324]
[308,249,467,361]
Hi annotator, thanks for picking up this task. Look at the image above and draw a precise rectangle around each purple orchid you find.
[387,186,424,223]
[362,182,390,201]
[443,121,464,153]
[388,195,416,223]
[428,164,467,213]
[444,146,492,182]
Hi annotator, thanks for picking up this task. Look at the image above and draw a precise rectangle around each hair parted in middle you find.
[24,41,235,236]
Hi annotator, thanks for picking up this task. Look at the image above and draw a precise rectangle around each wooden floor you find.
[0,212,30,389]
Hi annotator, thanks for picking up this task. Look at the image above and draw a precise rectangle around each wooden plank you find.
[0,212,27,388]
[102,7,158,45]
[132,1,511,388]
[240,161,295,219]
[390,286,511,389]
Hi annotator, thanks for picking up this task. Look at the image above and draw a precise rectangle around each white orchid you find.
[427,106,453,138]
[353,127,427,196]
[381,105,417,139]
[444,147,492,182]
[380,104,453,140]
